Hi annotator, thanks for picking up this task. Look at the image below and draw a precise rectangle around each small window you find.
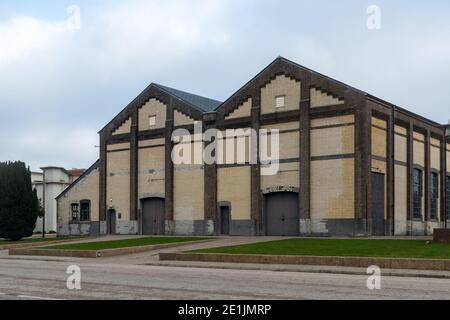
[71,203,79,221]
[149,116,156,127]
[80,200,91,221]
[275,95,286,109]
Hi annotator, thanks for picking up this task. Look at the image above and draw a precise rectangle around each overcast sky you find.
[1,0,449,171]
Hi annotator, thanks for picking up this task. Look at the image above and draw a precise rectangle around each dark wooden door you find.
[266,192,299,236]
[371,173,385,236]
[142,198,165,235]
[220,206,230,235]
[107,210,116,235]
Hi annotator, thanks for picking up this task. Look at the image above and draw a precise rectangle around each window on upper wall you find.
[71,203,79,221]
[275,95,286,109]
[431,172,439,220]
[80,200,91,221]
[149,115,156,127]
[413,168,423,219]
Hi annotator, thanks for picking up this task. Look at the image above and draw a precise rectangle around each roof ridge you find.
[154,83,221,102]
[153,83,222,112]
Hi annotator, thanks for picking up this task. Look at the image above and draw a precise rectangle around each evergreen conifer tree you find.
[0,161,39,241]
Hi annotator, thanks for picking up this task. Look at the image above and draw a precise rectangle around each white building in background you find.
[31,167,84,233]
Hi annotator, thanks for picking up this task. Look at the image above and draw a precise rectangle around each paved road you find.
[0,258,449,300]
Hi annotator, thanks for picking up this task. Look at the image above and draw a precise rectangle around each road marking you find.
[17,295,62,300]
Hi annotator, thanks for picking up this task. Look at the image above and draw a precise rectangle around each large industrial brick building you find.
[56,57,450,237]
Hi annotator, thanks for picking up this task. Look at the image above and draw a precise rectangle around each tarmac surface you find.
[0,236,448,300]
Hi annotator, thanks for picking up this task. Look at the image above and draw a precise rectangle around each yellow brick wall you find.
[173,165,204,221]
[447,144,450,170]
[58,168,99,224]
[431,138,440,146]
[431,145,440,171]
[430,143,441,218]
[394,133,407,163]
[413,139,425,167]
[172,134,204,165]
[218,166,251,220]
[395,165,407,222]
[311,125,354,157]
[261,162,299,191]
[413,132,425,142]
[260,131,300,160]
[106,145,130,220]
[310,88,344,108]
[394,130,408,223]
[372,120,387,158]
[372,117,387,129]
[311,159,355,219]
[226,98,252,120]
[216,129,252,165]
[112,117,131,135]
[261,75,301,115]
[107,143,130,152]
[138,138,165,148]
[311,115,354,128]
[262,122,299,131]
[138,144,165,198]
[174,110,195,127]
[260,124,299,161]
[138,98,167,131]
[394,125,407,135]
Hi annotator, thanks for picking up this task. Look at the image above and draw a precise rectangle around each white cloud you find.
[12,126,99,171]
[0,16,67,64]
[0,0,232,111]
[0,0,449,171]
[95,0,229,67]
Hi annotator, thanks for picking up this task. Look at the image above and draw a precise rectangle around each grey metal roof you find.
[154,83,222,112]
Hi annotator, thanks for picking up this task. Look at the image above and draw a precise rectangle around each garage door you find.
[265,192,299,236]
[142,198,165,235]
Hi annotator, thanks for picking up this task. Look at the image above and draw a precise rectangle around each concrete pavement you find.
[0,258,449,300]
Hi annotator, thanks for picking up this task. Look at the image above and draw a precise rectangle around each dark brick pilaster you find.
[386,110,395,235]
[204,113,218,224]
[407,122,414,234]
[99,132,107,222]
[251,92,261,235]
[354,99,371,235]
[424,129,431,229]
[299,80,311,232]
[440,136,447,226]
[165,101,174,223]
[129,111,138,221]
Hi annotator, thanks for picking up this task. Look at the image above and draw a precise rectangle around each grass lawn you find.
[192,239,450,260]
[41,237,212,251]
[0,236,81,244]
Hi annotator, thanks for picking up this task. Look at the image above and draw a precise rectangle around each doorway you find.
[107,209,116,235]
[371,172,385,236]
[219,206,231,235]
[265,192,299,236]
[141,198,166,235]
